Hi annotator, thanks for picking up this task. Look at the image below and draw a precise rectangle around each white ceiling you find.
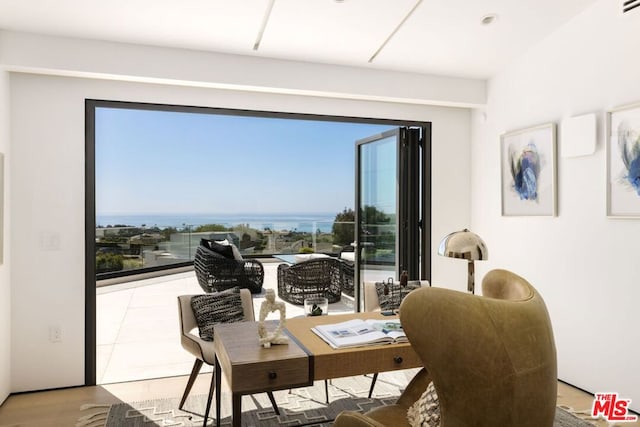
[0,0,599,79]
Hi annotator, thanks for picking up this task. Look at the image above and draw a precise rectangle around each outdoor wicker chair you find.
[277,257,343,305]
[194,245,264,294]
[340,259,355,297]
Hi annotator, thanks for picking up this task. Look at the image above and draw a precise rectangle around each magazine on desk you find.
[311,318,408,349]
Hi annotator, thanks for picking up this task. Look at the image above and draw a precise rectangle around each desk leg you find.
[232,393,242,427]
[215,356,221,427]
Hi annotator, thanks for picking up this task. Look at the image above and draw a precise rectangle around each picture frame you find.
[607,102,640,218]
[500,123,557,216]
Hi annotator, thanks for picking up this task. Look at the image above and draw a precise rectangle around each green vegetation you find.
[96,253,124,273]
[361,205,391,224]
[123,258,143,269]
[192,223,230,232]
[332,207,355,246]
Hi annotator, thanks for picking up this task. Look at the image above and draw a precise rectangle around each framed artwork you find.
[501,123,557,216]
[607,102,640,218]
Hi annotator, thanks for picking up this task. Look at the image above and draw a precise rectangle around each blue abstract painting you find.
[608,103,640,217]
[509,143,540,201]
[617,120,640,196]
[501,123,556,216]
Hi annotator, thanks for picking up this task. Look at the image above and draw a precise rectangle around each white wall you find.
[0,30,485,109]
[0,69,10,404]
[471,0,640,411]
[0,29,476,394]
[9,71,470,392]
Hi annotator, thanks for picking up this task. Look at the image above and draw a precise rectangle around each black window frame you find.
[85,99,432,385]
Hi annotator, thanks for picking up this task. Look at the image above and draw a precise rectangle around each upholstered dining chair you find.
[335,269,557,427]
[177,289,279,426]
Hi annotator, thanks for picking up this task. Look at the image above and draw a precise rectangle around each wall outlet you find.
[49,325,62,342]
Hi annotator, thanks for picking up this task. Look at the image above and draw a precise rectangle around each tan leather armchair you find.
[335,269,557,427]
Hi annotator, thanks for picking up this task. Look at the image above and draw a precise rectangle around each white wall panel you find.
[0,31,485,109]
[9,72,470,391]
[471,0,640,411]
[0,69,11,404]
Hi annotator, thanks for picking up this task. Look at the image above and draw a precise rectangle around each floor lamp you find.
[437,229,488,294]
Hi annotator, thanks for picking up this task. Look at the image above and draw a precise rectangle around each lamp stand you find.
[467,260,475,294]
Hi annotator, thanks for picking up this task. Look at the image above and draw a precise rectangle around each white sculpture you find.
[257,289,289,348]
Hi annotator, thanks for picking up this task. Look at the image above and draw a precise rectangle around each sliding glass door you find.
[354,126,430,311]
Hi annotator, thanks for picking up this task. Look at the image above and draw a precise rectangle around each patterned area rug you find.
[78,375,596,427]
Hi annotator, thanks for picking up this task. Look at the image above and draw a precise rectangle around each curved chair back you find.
[177,288,255,364]
[399,269,557,427]
[176,289,280,423]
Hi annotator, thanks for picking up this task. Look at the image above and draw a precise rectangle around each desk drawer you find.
[369,346,421,372]
[314,345,421,380]
[231,356,310,394]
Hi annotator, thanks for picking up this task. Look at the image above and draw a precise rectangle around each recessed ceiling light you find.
[481,14,498,26]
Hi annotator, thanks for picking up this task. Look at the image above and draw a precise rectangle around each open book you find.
[311,318,408,349]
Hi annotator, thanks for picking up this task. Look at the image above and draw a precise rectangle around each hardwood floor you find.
[0,375,209,427]
[556,381,640,427]
[1,374,636,427]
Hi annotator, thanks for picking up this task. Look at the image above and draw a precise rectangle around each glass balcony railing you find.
[95,220,356,278]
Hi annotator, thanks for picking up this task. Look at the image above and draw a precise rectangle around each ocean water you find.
[96,212,340,233]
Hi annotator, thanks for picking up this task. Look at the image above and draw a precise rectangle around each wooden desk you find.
[213,312,421,427]
[212,321,311,427]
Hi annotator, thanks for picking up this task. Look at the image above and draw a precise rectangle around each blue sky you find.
[95,107,394,215]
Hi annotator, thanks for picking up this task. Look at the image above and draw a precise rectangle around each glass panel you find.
[94,105,392,279]
[358,133,398,286]
[95,216,347,275]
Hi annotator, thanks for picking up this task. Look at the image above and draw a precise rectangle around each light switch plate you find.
[40,231,61,251]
